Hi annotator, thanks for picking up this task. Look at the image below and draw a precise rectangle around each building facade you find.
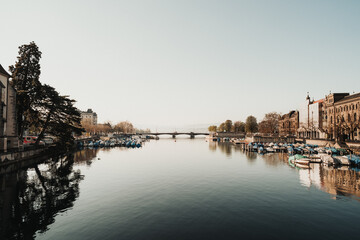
[0,64,18,151]
[322,93,360,142]
[279,110,299,136]
[80,109,97,125]
[297,94,326,139]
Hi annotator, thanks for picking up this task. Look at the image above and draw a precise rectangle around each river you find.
[1,138,360,239]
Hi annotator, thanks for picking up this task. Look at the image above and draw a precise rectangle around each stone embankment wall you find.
[0,147,48,166]
[216,133,245,138]
[304,139,335,147]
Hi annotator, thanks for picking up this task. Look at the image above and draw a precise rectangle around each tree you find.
[9,42,42,138]
[208,125,217,132]
[114,121,134,134]
[245,115,258,133]
[135,128,151,134]
[259,112,281,134]
[218,123,226,132]
[233,121,245,133]
[224,120,233,132]
[34,84,83,146]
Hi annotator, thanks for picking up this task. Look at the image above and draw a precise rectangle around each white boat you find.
[320,154,336,166]
[232,139,242,145]
[266,147,275,153]
[295,159,311,165]
[333,156,351,166]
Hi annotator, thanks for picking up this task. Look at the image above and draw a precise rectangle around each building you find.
[0,64,18,151]
[80,109,97,125]
[322,92,360,142]
[297,94,326,139]
[279,110,299,136]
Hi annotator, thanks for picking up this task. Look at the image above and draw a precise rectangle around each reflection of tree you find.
[217,142,232,157]
[74,148,99,165]
[336,114,359,141]
[244,151,257,161]
[0,154,83,239]
[208,142,217,152]
[261,154,281,166]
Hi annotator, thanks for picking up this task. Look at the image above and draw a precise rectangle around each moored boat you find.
[333,156,351,166]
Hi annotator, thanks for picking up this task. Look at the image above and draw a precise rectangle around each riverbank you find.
[0,145,72,174]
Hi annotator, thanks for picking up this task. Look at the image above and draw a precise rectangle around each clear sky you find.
[0,0,359,130]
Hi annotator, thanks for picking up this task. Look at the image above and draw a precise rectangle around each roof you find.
[280,110,298,119]
[313,99,324,104]
[339,92,360,102]
[0,64,11,78]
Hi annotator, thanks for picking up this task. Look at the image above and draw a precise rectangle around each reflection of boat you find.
[296,163,311,169]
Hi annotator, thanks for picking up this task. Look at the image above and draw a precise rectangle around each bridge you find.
[137,132,209,139]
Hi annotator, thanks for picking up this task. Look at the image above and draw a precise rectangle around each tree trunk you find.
[35,109,53,146]
[35,166,48,192]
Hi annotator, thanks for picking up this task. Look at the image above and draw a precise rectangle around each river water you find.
[1,138,360,240]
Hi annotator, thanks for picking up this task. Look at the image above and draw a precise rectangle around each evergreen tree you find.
[245,115,258,133]
[34,84,83,146]
[9,42,42,138]
[224,120,233,132]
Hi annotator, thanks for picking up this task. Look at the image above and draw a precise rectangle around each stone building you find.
[80,109,97,125]
[278,110,299,136]
[297,94,326,139]
[0,64,18,151]
[322,92,360,141]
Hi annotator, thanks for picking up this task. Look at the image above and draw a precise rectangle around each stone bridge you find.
[137,132,209,139]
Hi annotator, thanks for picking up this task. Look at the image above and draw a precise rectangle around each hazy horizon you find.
[1,0,359,130]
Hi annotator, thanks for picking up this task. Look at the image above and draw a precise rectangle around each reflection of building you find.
[321,167,360,199]
[81,109,97,125]
[0,64,18,151]
[279,111,299,136]
[298,94,326,139]
[296,164,360,200]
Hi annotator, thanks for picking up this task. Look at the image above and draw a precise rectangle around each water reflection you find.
[0,154,83,239]
[74,148,99,166]
[208,141,360,200]
[244,151,257,162]
[208,142,243,157]
[297,164,360,200]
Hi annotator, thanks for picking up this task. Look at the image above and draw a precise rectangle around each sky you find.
[0,0,359,131]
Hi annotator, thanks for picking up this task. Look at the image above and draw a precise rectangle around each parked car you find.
[23,136,45,146]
